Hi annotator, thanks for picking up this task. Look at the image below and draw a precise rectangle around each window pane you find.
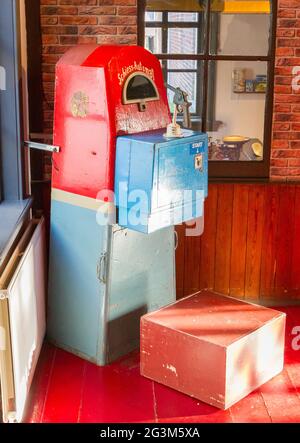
[210,1,271,56]
[167,59,197,70]
[168,12,198,22]
[168,28,198,54]
[145,11,162,22]
[145,28,162,53]
[167,71,198,114]
[125,75,158,102]
[207,61,267,161]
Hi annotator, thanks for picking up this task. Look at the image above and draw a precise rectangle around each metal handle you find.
[24,141,60,153]
[97,253,107,284]
[174,230,178,251]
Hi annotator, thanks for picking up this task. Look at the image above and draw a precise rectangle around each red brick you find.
[280,37,300,45]
[114,0,136,5]
[42,72,55,81]
[276,57,300,66]
[79,25,117,35]
[43,44,73,54]
[117,25,137,35]
[289,158,300,166]
[59,36,79,45]
[279,0,300,6]
[290,141,300,149]
[291,122,300,130]
[42,54,61,64]
[42,35,59,44]
[117,6,137,16]
[270,167,290,176]
[275,66,293,75]
[59,0,97,4]
[77,36,98,44]
[274,113,291,121]
[274,85,292,94]
[278,9,296,18]
[59,16,98,25]
[41,6,78,15]
[78,6,116,14]
[278,19,300,28]
[97,34,137,45]
[42,64,56,73]
[275,94,300,104]
[97,15,136,25]
[41,26,78,35]
[41,16,59,25]
[274,103,291,112]
[272,140,290,149]
[275,75,293,85]
[271,158,289,167]
[273,122,290,131]
[276,47,294,56]
[277,29,295,37]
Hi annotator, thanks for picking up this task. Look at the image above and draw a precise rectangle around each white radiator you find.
[0,217,46,423]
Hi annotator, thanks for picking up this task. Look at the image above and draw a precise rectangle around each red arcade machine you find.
[46,45,208,365]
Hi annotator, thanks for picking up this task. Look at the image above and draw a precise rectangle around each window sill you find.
[0,198,33,268]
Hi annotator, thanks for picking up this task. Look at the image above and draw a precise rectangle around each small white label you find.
[195,154,203,170]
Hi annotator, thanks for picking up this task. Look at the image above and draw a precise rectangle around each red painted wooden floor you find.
[25,307,300,423]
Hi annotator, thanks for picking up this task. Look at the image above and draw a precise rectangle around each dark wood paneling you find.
[214,184,234,295]
[291,190,300,296]
[229,185,249,298]
[245,185,266,300]
[199,184,218,291]
[260,184,279,299]
[176,183,300,303]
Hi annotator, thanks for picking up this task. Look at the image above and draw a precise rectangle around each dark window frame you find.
[138,0,277,180]
[0,0,25,201]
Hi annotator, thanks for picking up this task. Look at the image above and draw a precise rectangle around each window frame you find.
[0,0,25,201]
[138,0,278,180]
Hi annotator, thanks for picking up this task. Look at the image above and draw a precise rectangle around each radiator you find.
[0,217,46,423]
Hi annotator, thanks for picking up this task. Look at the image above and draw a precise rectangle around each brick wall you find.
[40,0,137,135]
[40,0,300,180]
[272,0,300,180]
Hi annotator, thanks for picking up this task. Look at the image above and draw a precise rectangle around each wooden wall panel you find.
[229,185,249,298]
[183,222,201,296]
[274,185,296,300]
[291,189,300,298]
[199,184,218,291]
[175,223,186,298]
[260,185,280,299]
[214,185,234,295]
[175,183,300,304]
[244,186,266,300]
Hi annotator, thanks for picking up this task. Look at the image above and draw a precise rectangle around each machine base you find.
[47,191,176,366]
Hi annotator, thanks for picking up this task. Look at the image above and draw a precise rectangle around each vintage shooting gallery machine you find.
[47,45,208,365]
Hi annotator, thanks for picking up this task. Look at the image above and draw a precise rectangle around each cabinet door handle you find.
[97,253,107,284]
[174,230,178,250]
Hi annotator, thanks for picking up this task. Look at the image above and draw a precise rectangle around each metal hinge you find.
[97,253,108,284]
[24,141,60,153]
[0,289,8,300]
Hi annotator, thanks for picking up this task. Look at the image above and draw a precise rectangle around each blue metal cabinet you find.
[115,129,208,233]
[47,192,175,365]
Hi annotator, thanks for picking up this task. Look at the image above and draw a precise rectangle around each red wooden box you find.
[140,290,286,410]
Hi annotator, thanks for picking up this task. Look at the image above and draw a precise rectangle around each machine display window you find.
[123,73,159,105]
